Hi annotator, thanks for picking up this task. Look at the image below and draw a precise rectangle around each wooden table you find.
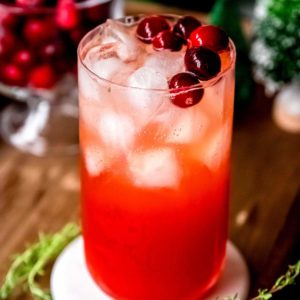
[1,3,300,300]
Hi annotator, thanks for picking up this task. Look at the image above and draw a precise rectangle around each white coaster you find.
[51,237,249,300]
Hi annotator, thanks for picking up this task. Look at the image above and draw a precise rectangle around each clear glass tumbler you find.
[78,15,236,300]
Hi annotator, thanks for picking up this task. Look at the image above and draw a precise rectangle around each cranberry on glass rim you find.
[136,15,170,43]
[0,0,115,156]
[152,30,183,51]
[173,15,201,41]
[189,25,229,52]
[185,46,221,80]
[169,72,204,108]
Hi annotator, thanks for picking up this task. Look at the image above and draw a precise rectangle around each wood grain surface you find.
[0,2,300,300]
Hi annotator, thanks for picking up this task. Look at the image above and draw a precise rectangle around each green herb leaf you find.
[0,223,80,300]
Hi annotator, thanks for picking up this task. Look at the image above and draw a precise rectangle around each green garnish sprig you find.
[0,223,80,300]
[221,259,300,300]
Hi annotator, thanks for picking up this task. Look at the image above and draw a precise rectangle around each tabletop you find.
[1,2,300,300]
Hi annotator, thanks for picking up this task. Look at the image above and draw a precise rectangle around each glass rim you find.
[0,0,111,14]
[78,14,236,94]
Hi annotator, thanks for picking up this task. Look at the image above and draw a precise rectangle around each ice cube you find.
[98,111,136,152]
[128,148,181,188]
[78,66,101,103]
[84,145,106,176]
[90,57,126,80]
[127,66,168,119]
[166,109,209,144]
[198,123,232,171]
[144,51,185,79]
[128,66,168,90]
[101,19,141,62]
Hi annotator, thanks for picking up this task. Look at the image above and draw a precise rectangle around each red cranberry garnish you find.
[169,72,204,108]
[13,49,33,68]
[29,65,57,88]
[185,47,221,81]
[136,15,170,44]
[0,64,26,86]
[189,25,229,52]
[23,18,56,45]
[16,0,44,7]
[56,0,79,30]
[173,16,201,41]
[152,30,183,51]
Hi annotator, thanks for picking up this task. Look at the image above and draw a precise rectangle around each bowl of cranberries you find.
[0,0,114,155]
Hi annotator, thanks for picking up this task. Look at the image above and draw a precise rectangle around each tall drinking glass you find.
[78,15,236,300]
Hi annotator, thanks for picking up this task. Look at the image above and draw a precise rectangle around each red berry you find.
[185,47,221,81]
[13,49,33,68]
[16,0,44,7]
[0,12,18,29]
[152,30,183,51]
[39,41,65,60]
[0,30,15,55]
[136,15,170,44]
[56,0,79,30]
[169,72,204,108]
[23,18,56,45]
[173,16,201,41]
[189,25,229,52]
[29,65,57,88]
[0,64,26,86]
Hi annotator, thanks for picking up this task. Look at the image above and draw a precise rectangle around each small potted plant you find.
[251,0,300,133]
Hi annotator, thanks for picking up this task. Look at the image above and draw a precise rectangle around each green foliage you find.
[0,223,80,300]
[253,0,300,87]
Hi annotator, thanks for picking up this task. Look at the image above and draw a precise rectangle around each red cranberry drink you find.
[79,15,236,300]
[0,0,112,90]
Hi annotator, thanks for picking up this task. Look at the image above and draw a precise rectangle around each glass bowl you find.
[0,0,117,155]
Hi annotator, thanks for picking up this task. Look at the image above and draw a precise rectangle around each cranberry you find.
[16,0,44,7]
[169,72,204,108]
[13,49,33,68]
[23,18,56,45]
[56,0,79,30]
[185,47,221,81]
[152,30,183,51]
[39,41,65,60]
[189,25,229,52]
[0,12,18,29]
[0,64,26,86]
[173,16,201,41]
[0,31,15,55]
[29,65,57,88]
[136,15,170,43]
